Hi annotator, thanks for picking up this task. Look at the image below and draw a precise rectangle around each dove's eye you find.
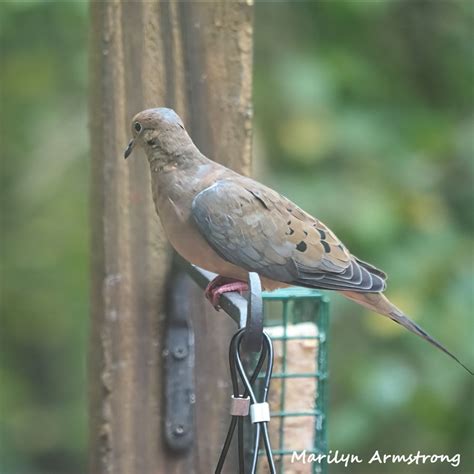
[134,122,142,133]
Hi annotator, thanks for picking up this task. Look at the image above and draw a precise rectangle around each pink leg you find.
[204,276,249,309]
[204,275,232,301]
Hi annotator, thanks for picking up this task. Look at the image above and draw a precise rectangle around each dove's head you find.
[124,107,193,160]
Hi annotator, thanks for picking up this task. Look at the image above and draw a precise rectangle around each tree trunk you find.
[89,1,253,473]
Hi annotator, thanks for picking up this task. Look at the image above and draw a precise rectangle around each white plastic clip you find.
[230,395,250,416]
[250,402,270,423]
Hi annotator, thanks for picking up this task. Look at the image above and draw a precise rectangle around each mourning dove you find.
[124,107,471,373]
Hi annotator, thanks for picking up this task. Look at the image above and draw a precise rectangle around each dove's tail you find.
[341,291,473,375]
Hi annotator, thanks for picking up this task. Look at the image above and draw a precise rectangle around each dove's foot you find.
[204,276,249,309]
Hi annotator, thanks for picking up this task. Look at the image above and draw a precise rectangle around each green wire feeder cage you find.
[256,288,329,474]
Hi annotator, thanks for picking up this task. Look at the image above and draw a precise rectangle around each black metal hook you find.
[242,272,264,353]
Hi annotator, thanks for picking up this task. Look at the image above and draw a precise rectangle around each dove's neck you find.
[146,142,206,171]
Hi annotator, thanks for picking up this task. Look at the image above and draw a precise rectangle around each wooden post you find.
[89,1,253,473]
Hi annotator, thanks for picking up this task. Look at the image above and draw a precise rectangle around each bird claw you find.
[204,276,249,310]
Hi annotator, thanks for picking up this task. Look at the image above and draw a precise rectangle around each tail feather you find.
[341,291,473,375]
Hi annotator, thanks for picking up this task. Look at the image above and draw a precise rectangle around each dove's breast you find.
[151,168,248,280]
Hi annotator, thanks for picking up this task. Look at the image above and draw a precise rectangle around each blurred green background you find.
[1,1,472,473]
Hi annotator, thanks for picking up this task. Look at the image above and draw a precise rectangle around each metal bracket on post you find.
[163,269,195,453]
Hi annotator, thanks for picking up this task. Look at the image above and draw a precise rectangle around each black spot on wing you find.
[296,241,307,252]
[321,241,331,253]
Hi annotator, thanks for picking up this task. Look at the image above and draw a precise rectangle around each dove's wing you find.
[191,178,387,293]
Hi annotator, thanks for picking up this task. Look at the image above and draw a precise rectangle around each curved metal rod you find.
[184,261,264,354]
[242,272,263,353]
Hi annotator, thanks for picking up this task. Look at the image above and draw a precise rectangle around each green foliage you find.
[1,1,472,473]
[1,2,88,474]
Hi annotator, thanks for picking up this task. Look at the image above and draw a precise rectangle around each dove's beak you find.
[124,138,135,159]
